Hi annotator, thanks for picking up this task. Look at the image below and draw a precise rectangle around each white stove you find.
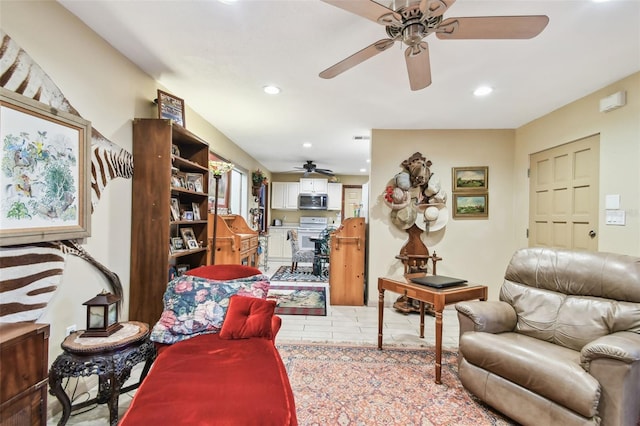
[299,217,328,229]
[298,217,328,250]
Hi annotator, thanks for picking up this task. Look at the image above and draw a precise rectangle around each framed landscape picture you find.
[453,193,489,219]
[452,166,488,192]
[0,88,92,246]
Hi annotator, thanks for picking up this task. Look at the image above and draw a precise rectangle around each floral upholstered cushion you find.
[150,273,271,344]
[220,295,276,340]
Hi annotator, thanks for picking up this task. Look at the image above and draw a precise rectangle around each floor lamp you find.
[209,160,234,265]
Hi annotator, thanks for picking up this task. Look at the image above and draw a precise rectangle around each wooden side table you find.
[48,321,156,426]
[377,275,488,384]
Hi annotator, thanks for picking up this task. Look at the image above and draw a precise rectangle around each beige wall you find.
[369,72,640,305]
[514,72,640,255]
[369,130,516,303]
[1,1,267,362]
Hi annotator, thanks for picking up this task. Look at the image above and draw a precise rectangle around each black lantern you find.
[82,290,123,337]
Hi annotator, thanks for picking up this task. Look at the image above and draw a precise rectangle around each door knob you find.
[589,230,596,238]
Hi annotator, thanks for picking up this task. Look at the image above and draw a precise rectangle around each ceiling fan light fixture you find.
[263,85,281,95]
[473,86,493,96]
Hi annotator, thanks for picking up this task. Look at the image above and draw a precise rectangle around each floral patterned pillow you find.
[150,273,271,344]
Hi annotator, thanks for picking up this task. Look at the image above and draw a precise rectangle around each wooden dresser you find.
[208,214,259,267]
[0,322,50,426]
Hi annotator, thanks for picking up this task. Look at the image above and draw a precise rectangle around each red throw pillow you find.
[220,295,276,340]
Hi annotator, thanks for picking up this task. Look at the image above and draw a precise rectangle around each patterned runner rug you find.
[267,284,326,316]
[276,343,515,425]
[270,265,328,282]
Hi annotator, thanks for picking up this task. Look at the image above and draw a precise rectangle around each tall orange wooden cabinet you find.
[329,217,366,305]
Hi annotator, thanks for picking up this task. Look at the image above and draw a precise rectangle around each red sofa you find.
[120,265,298,425]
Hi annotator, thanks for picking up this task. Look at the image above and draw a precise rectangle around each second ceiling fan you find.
[319,0,549,90]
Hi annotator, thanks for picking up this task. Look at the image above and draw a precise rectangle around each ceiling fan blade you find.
[436,16,549,40]
[420,0,455,18]
[316,169,334,176]
[321,0,402,26]
[320,39,395,79]
[405,42,431,91]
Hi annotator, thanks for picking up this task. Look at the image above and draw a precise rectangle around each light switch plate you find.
[605,210,625,226]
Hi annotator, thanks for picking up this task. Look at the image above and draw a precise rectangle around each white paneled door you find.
[529,134,600,250]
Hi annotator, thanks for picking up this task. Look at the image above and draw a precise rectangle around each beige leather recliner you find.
[455,248,640,426]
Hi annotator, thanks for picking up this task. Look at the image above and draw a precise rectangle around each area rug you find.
[270,265,328,282]
[276,343,515,426]
[267,284,327,316]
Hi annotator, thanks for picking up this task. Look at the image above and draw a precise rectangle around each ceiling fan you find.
[319,0,549,90]
[295,161,335,177]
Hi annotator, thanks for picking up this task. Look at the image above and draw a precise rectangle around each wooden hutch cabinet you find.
[329,217,366,305]
[209,214,258,267]
[130,119,210,326]
[0,322,49,426]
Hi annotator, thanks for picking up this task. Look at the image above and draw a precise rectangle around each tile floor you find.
[47,261,461,425]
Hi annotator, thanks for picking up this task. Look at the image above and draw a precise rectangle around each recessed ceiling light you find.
[359,168,367,173]
[302,142,312,148]
[218,0,238,4]
[474,86,493,96]
[366,159,370,163]
[263,85,281,95]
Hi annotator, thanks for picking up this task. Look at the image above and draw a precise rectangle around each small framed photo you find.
[176,264,189,276]
[157,89,185,128]
[452,167,488,192]
[192,203,201,220]
[183,211,194,221]
[186,239,199,250]
[453,193,489,219]
[170,198,181,221]
[171,174,182,188]
[186,173,204,193]
[180,227,197,246]
[171,236,185,251]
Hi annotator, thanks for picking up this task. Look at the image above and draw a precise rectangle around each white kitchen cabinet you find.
[268,227,293,261]
[271,182,299,210]
[327,182,342,210]
[299,178,328,194]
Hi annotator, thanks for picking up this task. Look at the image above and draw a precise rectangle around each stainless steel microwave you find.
[298,194,328,210]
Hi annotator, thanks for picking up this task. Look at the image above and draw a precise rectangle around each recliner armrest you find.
[581,331,640,366]
[455,301,517,334]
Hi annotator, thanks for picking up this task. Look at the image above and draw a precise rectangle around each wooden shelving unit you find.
[130,118,209,326]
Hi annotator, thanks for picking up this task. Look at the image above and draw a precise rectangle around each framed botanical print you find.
[452,166,488,192]
[453,193,489,219]
[0,88,92,245]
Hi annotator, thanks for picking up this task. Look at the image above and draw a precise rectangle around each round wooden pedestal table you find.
[48,321,156,426]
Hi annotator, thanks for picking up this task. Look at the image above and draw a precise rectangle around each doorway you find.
[342,185,363,219]
[528,134,600,250]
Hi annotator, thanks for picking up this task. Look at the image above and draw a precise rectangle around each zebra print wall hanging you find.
[0,30,132,322]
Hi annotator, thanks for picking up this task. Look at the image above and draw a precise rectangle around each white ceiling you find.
[59,0,640,176]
